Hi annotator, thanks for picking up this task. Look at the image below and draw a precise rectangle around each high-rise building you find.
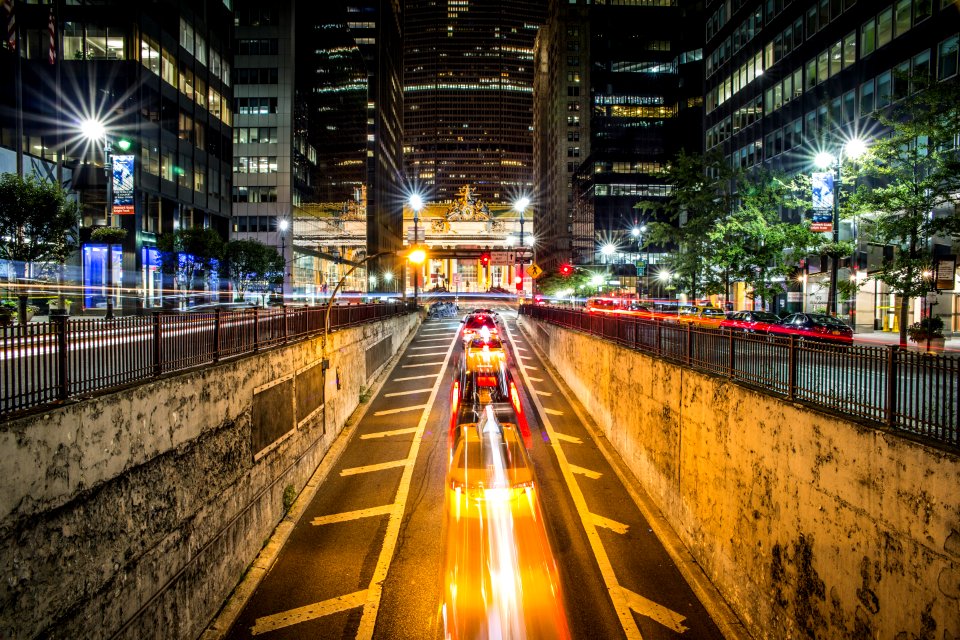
[703,0,960,326]
[299,0,405,290]
[0,0,234,312]
[232,1,316,300]
[404,0,545,203]
[533,0,704,274]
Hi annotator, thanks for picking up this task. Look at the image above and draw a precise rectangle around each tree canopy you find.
[156,227,225,294]
[224,239,284,300]
[0,173,80,278]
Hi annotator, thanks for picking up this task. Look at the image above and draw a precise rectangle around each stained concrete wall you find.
[521,318,960,639]
[0,312,418,640]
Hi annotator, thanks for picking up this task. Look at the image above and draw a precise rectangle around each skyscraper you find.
[404,0,545,203]
[533,0,704,273]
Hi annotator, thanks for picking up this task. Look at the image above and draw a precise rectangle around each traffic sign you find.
[526,263,544,279]
[490,251,515,266]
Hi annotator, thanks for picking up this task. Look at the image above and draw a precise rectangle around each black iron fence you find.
[0,303,414,419]
[521,305,959,449]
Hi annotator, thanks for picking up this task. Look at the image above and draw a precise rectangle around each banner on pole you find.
[811,171,834,210]
[112,154,135,215]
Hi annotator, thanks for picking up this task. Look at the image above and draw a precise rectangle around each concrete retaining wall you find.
[0,312,419,640]
[521,318,960,639]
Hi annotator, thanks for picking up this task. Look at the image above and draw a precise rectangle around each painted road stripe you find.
[340,458,411,476]
[536,390,553,397]
[310,504,394,526]
[361,427,419,440]
[251,590,368,636]
[525,366,540,371]
[503,321,646,640]
[356,321,460,640]
[527,376,544,382]
[393,374,439,382]
[515,346,529,351]
[623,588,689,634]
[593,513,630,535]
[543,407,564,416]
[384,388,433,397]
[553,431,581,444]
[415,339,450,343]
[374,404,428,416]
[569,464,602,480]
[409,346,447,350]
[407,352,448,358]
[402,362,445,368]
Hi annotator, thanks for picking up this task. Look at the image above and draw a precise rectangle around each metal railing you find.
[521,305,959,449]
[0,302,414,419]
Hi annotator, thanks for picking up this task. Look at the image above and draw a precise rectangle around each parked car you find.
[674,305,727,329]
[720,310,783,334]
[767,312,853,344]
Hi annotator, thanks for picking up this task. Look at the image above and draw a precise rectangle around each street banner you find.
[811,171,834,210]
[935,255,956,291]
[112,154,135,215]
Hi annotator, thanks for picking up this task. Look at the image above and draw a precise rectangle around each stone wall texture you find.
[0,312,418,640]
[521,317,960,640]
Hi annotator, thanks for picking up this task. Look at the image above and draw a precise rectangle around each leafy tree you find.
[224,239,284,301]
[635,151,737,300]
[0,173,80,279]
[535,266,592,297]
[847,77,960,346]
[156,227,225,303]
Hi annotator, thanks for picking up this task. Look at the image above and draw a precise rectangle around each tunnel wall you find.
[520,317,960,639]
[0,312,419,640]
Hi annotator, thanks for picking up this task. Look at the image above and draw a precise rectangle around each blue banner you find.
[112,154,135,215]
[811,171,834,211]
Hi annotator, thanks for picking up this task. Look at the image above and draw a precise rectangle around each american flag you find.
[3,0,15,52]
[47,5,55,64]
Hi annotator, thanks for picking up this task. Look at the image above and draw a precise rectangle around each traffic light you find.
[559,263,574,277]
[480,253,490,266]
[514,275,523,290]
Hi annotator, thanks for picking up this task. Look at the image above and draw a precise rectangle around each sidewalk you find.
[853,329,960,352]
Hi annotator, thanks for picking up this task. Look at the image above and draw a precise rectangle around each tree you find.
[0,173,80,278]
[535,266,592,298]
[712,169,820,311]
[847,77,960,346]
[224,239,284,302]
[0,173,80,324]
[636,151,737,300]
[156,227,225,306]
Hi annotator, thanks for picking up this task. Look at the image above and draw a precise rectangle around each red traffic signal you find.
[514,275,522,284]
[480,253,490,266]
[559,263,574,277]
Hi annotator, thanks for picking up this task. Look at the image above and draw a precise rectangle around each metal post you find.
[685,323,692,365]
[53,315,69,401]
[787,335,797,400]
[282,304,288,344]
[413,213,419,309]
[152,312,162,376]
[253,307,260,352]
[213,308,221,362]
[885,344,898,427]
[829,157,841,316]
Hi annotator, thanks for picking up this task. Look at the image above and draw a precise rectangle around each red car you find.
[767,312,853,344]
[720,310,783,334]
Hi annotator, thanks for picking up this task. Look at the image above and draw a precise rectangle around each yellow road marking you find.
[536,390,553,396]
[504,321,644,639]
[527,376,544,382]
[623,588,689,634]
[392,374,439,382]
[251,589,367,636]
[552,431,581,443]
[355,326,459,640]
[593,513,630,535]
[384,388,433,397]
[569,464,602,480]
[374,404,428,416]
[543,407,564,416]
[310,504,394,526]
[340,458,411,476]
[361,427,419,439]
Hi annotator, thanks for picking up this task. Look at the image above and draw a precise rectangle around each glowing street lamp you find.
[408,194,425,307]
[814,137,869,316]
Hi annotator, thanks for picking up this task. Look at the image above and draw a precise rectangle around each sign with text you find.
[406,228,425,243]
[111,154,135,215]
[490,251,515,266]
[936,255,956,291]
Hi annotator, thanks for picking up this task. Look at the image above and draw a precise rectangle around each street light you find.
[278,218,289,301]
[514,196,531,298]
[814,137,868,317]
[409,194,425,307]
[631,225,648,296]
[80,117,122,319]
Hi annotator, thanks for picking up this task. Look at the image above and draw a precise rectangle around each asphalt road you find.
[210,305,738,640]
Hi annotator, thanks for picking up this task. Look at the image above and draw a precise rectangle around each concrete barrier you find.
[0,312,418,640]
[521,317,960,639]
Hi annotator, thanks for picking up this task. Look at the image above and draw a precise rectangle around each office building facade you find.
[0,0,234,312]
[703,0,960,328]
[404,0,545,203]
[533,0,704,274]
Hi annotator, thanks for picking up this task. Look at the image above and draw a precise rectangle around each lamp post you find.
[80,117,130,320]
[815,138,867,318]
[631,225,648,297]
[409,194,424,307]
[513,196,530,299]
[278,218,289,302]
